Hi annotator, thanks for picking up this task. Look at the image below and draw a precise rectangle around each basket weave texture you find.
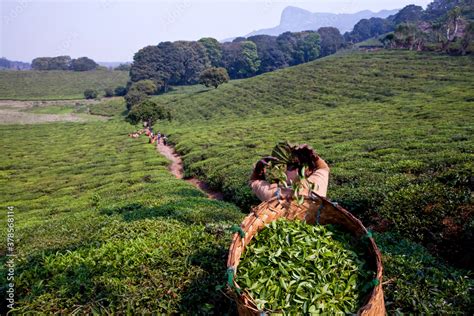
[227,195,385,316]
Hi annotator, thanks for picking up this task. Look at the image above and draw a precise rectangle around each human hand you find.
[250,156,278,181]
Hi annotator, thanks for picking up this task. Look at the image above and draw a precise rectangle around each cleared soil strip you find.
[0,99,100,109]
[0,109,89,124]
[156,141,224,200]
[0,99,108,124]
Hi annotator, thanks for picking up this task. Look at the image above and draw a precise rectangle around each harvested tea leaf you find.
[236,219,373,314]
[262,142,320,204]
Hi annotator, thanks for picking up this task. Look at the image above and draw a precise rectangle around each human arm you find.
[249,155,330,201]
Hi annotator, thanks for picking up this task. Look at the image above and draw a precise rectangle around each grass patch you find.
[89,97,127,117]
[0,70,128,100]
[23,97,126,117]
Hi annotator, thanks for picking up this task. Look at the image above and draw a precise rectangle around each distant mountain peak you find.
[280,6,313,27]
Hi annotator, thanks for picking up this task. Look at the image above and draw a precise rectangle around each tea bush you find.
[150,50,473,312]
[155,51,473,264]
[0,121,243,314]
[375,232,473,315]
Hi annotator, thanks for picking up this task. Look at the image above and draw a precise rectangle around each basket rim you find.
[226,194,384,314]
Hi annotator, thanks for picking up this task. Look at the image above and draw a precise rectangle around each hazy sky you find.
[1,0,432,62]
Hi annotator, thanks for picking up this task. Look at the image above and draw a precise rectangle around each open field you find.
[0,120,243,314]
[0,70,128,100]
[0,98,126,124]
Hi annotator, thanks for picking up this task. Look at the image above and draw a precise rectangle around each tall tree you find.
[130,41,209,88]
[446,6,462,41]
[461,21,474,54]
[130,45,169,85]
[390,5,424,25]
[424,0,464,20]
[394,23,426,50]
[198,37,222,67]
[277,32,301,65]
[221,41,260,79]
[240,41,260,77]
[31,57,52,70]
[300,32,321,62]
[277,31,321,65]
[346,18,395,43]
[70,57,98,71]
[49,56,71,70]
[173,41,211,85]
[317,27,344,57]
[247,35,287,73]
[0,58,11,69]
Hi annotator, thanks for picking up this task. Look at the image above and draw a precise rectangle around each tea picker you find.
[249,143,330,202]
[226,142,385,315]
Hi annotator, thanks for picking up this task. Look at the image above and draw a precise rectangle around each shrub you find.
[126,99,172,125]
[114,86,127,96]
[124,90,148,111]
[84,89,98,99]
[104,88,114,98]
[130,80,159,95]
[376,181,472,266]
[199,67,230,88]
[71,57,98,71]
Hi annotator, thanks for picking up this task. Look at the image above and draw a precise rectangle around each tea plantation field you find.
[0,70,128,100]
[0,121,470,314]
[0,121,243,314]
[0,50,472,314]
[151,50,473,313]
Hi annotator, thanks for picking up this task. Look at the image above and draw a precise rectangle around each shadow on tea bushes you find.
[100,198,243,225]
[377,182,472,266]
[375,232,473,315]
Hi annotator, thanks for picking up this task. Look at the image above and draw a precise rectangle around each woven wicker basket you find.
[226,194,385,315]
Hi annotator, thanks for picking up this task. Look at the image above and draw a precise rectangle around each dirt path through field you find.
[156,141,224,200]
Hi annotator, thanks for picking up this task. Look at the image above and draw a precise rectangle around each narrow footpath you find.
[156,141,224,200]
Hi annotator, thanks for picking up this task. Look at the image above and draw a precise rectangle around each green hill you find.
[150,50,473,313]
[0,70,128,100]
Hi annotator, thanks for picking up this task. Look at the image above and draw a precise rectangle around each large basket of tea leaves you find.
[226,195,385,315]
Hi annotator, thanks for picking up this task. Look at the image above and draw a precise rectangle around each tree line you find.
[345,0,474,54]
[0,57,30,70]
[124,28,345,118]
[130,28,345,91]
[125,0,473,125]
[31,56,99,71]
